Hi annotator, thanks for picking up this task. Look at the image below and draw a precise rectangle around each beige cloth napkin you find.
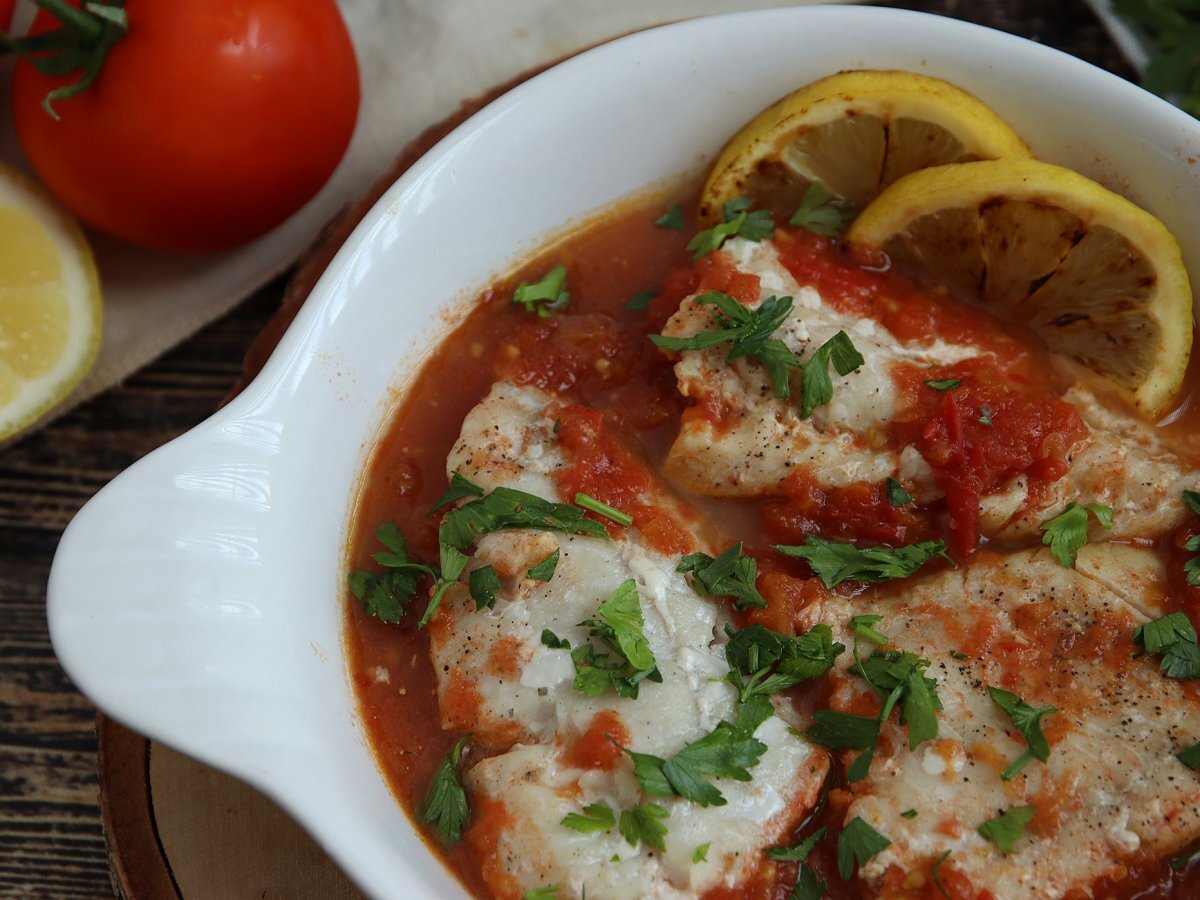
[0,0,851,439]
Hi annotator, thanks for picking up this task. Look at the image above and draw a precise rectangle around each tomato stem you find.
[32,0,104,41]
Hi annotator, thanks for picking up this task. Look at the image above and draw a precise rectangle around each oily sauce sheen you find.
[345,190,1200,899]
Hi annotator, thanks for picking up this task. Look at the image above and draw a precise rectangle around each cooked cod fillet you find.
[794,544,1200,898]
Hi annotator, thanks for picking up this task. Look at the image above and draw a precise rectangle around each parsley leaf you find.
[693,842,711,863]
[851,650,942,750]
[1179,741,1200,770]
[552,580,662,699]
[1038,502,1113,568]
[651,291,800,399]
[924,378,961,391]
[988,686,1056,780]
[618,804,669,851]
[773,535,949,588]
[767,826,827,861]
[420,734,471,844]
[523,888,560,900]
[512,265,570,317]
[527,549,559,582]
[686,197,776,258]
[850,614,888,646]
[347,522,437,623]
[678,543,767,610]
[792,865,827,900]
[977,405,994,426]
[1134,611,1200,680]
[886,478,913,507]
[789,181,853,237]
[900,809,918,819]
[626,720,769,807]
[800,330,865,419]
[430,472,485,512]
[837,817,891,880]
[1185,489,1200,516]
[561,802,616,833]
[932,850,952,899]
[725,623,844,703]
[626,289,655,311]
[574,492,633,527]
[977,805,1035,854]
[468,564,501,610]
[655,203,684,231]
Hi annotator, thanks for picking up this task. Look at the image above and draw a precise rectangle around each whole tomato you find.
[11,0,360,253]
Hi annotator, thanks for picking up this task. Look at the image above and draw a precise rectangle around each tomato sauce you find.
[344,189,1200,898]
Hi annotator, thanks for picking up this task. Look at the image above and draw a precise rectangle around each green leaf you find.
[900,809,918,819]
[527,549,560,582]
[569,581,661,698]
[836,817,890,880]
[469,565,501,610]
[625,721,769,807]
[687,198,776,258]
[693,842,711,863]
[924,378,961,391]
[574,492,633,527]
[626,289,655,311]
[977,805,1035,854]
[420,543,470,626]
[597,580,654,670]
[513,265,570,317]
[789,181,853,237]
[655,203,684,231]
[791,865,827,900]
[886,478,913,507]
[725,623,844,704]
[988,686,1056,780]
[800,331,865,419]
[541,628,570,650]
[618,804,669,851]
[977,405,994,426]
[932,849,952,899]
[805,710,880,750]
[651,292,801,399]
[523,887,561,900]
[1038,502,1113,568]
[687,213,746,259]
[1134,611,1200,679]
[561,802,616,833]
[430,472,485,512]
[1184,489,1200,517]
[440,486,609,552]
[767,826,827,861]
[420,735,471,844]
[773,536,949,588]
[348,521,437,623]
[678,543,767,610]
[1163,640,1200,679]
[850,614,888,646]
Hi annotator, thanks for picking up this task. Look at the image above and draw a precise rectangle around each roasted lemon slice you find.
[0,165,101,441]
[700,69,1032,222]
[847,157,1193,418]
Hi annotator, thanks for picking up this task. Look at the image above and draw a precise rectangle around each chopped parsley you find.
[420,734,471,844]
[624,718,769,807]
[1183,491,1200,585]
[773,535,949,588]
[792,865,827,900]
[561,802,616,833]
[950,650,970,660]
[789,181,853,237]
[527,549,560,582]
[693,842,711,863]
[468,564,501,610]
[924,378,961,391]
[543,580,662,698]
[1179,741,1200,770]
[512,264,570,317]
[886,478,913,507]
[800,330,865,419]
[650,291,800,399]
[678,543,767,610]
[900,809,918,819]
[347,522,437,623]
[767,825,827,861]
[1038,501,1113,568]
[626,289,655,311]
[977,405,993,426]
[687,197,775,258]
[430,472,486,512]
[724,623,844,706]
[618,803,669,851]
[932,850,952,899]
[1133,611,1200,680]
[655,203,684,231]
[850,614,888,646]
[988,686,1056,780]
[836,817,891,880]
[574,492,633,527]
[977,805,1035,854]
[523,887,560,900]
[1185,489,1200,516]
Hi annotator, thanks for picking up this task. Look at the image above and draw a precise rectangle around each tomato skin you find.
[11,0,360,253]
[0,0,15,32]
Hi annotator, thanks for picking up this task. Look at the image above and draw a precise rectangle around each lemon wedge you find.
[847,157,1193,418]
[700,69,1032,222]
[0,165,101,441]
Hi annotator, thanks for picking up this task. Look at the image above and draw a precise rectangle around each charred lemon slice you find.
[847,157,1193,418]
[700,69,1032,222]
[0,164,101,441]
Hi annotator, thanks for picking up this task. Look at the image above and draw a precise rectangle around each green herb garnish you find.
[924,378,961,391]
[886,478,913,507]
[618,804,669,851]
[347,522,437,623]
[1134,611,1200,680]
[420,734,471,844]
[561,802,616,833]
[977,805,1035,854]
[789,181,853,237]
[656,203,684,231]
[678,543,767,610]
[624,719,769,807]
[800,331,865,418]
[513,265,570,317]
[836,817,890,880]
[1038,501,1113,568]
[988,686,1056,780]
[626,289,655,311]
[573,492,633,527]
[527,549,560,582]
[767,826,827,861]
[773,535,949,588]
[430,472,486,512]
[468,564,501,610]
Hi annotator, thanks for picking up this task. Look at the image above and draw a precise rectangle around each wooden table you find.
[0,2,1135,896]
